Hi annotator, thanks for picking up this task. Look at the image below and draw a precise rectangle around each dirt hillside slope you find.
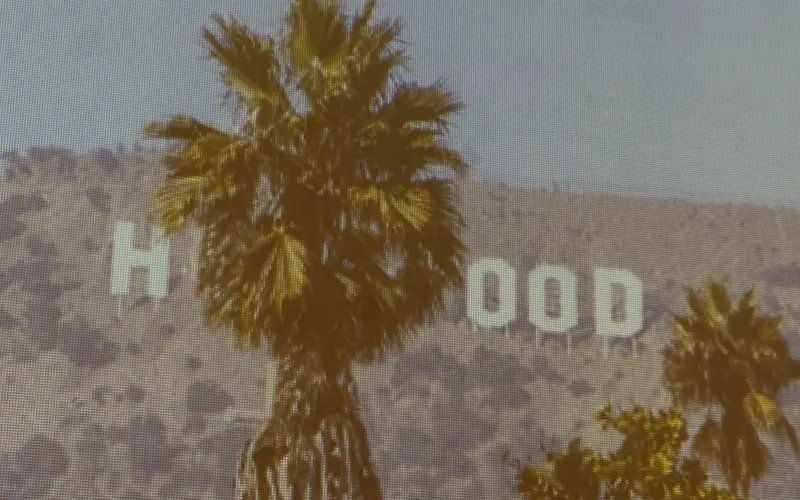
[1,149,799,499]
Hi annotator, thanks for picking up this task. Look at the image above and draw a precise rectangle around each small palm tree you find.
[143,0,469,497]
[663,280,800,497]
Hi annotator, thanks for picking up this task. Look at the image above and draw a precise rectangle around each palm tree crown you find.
[143,0,469,372]
[663,281,800,496]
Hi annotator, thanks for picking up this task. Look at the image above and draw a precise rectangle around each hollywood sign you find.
[107,220,642,355]
[466,258,643,355]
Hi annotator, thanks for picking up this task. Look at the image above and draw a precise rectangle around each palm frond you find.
[283,0,349,94]
[708,281,733,317]
[742,392,783,430]
[252,228,311,312]
[203,14,293,123]
[692,418,725,461]
[143,114,228,142]
[350,0,377,41]
[145,120,243,234]
[148,175,209,235]
[380,82,463,130]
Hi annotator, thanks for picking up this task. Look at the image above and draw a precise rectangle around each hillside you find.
[1,148,800,499]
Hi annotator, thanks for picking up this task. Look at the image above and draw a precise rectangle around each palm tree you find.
[143,0,469,497]
[663,280,800,497]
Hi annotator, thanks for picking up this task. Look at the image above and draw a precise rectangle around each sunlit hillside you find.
[2,147,800,499]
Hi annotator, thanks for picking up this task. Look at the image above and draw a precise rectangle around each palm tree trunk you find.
[306,446,314,500]
[344,421,353,500]
[704,349,709,403]
[318,422,330,500]
[234,353,383,500]
[281,454,293,499]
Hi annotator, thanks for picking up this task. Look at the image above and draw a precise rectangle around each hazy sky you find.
[4,1,800,209]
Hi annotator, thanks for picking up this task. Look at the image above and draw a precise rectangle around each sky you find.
[4,1,800,209]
